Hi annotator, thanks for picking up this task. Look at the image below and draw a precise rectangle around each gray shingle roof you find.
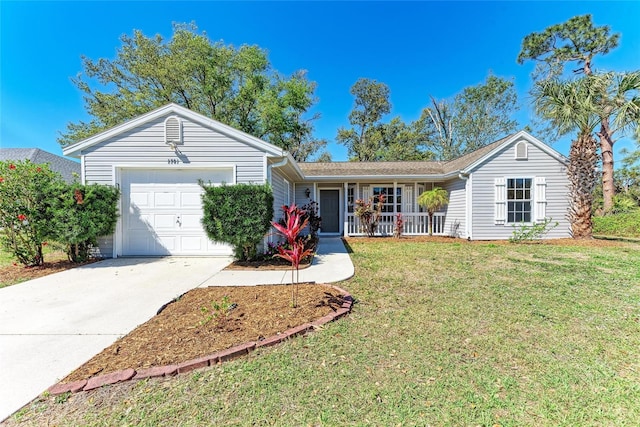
[0,148,80,182]
[299,134,516,178]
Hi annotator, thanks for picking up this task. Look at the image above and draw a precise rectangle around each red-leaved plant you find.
[271,204,313,308]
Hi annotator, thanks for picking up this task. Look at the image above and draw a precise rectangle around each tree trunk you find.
[567,133,598,238]
[597,117,616,213]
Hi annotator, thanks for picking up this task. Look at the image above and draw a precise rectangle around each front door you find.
[319,189,340,233]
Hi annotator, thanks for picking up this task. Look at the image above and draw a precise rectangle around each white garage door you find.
[122,168,234,256]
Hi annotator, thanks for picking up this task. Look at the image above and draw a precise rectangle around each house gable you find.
[63,103,286,159]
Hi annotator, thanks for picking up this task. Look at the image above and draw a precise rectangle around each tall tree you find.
[416,97,457,160]
[60,23,322,161]
[517,14,619,79]
[336,78,392,161]
[517,14,635,212]
[418,74,519,160]
[533,77,601,238]
[452,74,519,152]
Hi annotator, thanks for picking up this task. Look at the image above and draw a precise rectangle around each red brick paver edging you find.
[47,285,353,396]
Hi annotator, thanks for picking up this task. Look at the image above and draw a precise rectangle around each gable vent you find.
[515,141,527,160]
[164,116,182,145]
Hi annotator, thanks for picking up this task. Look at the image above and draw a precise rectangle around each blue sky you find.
[2,1,639,162]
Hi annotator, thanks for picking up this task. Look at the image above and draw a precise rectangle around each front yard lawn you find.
[7,237,640,426]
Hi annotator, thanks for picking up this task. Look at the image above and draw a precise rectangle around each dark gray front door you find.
[320,190,340,233]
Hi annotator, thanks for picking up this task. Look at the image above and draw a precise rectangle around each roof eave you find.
[301,173,450,182]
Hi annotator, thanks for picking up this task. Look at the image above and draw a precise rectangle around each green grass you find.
[593,210,640,238]
[8,239,640,426]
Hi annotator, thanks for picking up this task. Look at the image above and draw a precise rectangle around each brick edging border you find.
[47,285,353,396]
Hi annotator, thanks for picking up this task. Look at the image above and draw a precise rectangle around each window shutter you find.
[495,177,506,225]
[534,177,547,222]
[404,185,414,213]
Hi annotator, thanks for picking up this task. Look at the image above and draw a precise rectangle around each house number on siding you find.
[167,159,181,164]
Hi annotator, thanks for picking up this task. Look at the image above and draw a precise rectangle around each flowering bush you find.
[354,194,385,237]
[0,160,62,266]
[300,200,321,238]
[0,160,120,265]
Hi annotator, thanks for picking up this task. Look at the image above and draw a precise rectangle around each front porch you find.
[311,181,450,237]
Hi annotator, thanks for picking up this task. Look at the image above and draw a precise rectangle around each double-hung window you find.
[507,178,532,223]
[372,186,402,213]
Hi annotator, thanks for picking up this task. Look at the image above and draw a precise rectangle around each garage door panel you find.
[122,168,233,256]
[154,192,177,207]
[180,214,203,229]
[154,214,176,229]
[130,192,150,207]
[180,192,202,208]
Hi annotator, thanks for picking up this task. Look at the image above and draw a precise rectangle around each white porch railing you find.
[345,212,446,236]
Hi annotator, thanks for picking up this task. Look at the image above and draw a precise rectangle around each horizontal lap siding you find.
[471,142,570,240]
[271,170,286,223]
[442,178,466,238]
[81,114,268,257]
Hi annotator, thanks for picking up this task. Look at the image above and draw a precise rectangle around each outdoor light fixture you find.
[167,141,178,151]
[305,188,311,198]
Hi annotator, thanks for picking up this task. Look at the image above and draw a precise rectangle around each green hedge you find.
[200,183,273,261]
[593,210,640,238]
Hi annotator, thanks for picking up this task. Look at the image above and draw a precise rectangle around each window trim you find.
[506,177,533,224]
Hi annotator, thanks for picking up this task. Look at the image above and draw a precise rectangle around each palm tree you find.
[592,71,640,213]
[534,77,600,238]
[418,187,449,236]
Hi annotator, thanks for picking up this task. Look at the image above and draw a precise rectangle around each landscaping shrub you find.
[200,183,274,261]
[271,204,313,308]
[593,210,640,238]
[0,160,62,266]
[509,218,559,243]
[354,195,385,237]
[46,182,120,262]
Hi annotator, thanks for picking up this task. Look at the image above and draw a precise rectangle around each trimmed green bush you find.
[46,182,120,262]
[200,183,274,261]
[0,160,62,266]
[593,210,640,238]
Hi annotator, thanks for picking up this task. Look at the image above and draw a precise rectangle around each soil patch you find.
[63,284,342,383]
[0,257,97,287]
[225,256,312,271]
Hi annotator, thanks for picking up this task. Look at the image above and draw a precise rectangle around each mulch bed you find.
[62,283,342,383]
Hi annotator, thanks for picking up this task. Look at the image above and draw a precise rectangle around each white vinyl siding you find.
[472,140,569,240]
[442,178,467,238]
[83,116,266,186]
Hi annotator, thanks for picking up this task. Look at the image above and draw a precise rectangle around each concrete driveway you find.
[0,256,231,421]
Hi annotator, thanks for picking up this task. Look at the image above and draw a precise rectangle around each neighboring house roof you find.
[0,148,80,182]
[300,131,567,181]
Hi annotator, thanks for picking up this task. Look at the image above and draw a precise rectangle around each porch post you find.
[393,181,397,216]
[343,182,349,236]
